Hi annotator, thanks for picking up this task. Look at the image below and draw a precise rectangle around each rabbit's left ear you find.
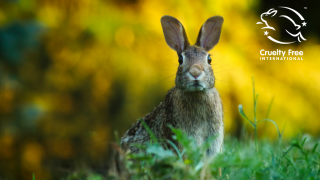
[195,16,224,51]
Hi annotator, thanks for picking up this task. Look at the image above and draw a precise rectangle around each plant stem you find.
[254,124,258,152]
[252,76,258,152]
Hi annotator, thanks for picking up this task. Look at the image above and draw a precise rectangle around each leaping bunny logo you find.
[257,6,307,44]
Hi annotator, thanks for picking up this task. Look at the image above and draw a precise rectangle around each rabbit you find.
[121,15,224,156]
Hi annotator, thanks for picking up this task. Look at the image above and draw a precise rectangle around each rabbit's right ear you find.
[161,16,190,54]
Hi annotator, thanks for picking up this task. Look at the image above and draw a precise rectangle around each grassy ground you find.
[61,130,320,180]
[36,78,320,180]
[123,130,320,180]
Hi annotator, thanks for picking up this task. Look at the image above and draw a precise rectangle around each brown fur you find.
[121,15,224,156]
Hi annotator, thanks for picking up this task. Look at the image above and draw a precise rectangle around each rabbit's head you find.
[161,16,224,92]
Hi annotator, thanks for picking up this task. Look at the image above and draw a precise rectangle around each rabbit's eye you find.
[207,55,212,64]
[178,54,183,65]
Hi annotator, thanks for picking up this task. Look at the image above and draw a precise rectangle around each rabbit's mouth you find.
[188,81,205,91]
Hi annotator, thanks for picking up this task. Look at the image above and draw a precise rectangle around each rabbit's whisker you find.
[215,79,229,83]
[149,74,176,87]
[212,64,229,70]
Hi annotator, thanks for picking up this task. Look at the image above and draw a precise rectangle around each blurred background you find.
[0,0,319,179]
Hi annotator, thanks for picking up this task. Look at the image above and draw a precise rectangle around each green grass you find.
[35,78,320,179]
[49,132,319,180]
[124,130,319,180]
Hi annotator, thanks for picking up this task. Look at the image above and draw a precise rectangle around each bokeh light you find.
[0,0,319,179]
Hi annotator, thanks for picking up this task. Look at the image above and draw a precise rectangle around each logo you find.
[257,6,307,44]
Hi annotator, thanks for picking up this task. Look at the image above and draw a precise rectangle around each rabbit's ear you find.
[195,16,224,51]
[161,16,190,54]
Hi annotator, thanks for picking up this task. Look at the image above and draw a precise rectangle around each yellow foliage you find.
[0,0,319,179]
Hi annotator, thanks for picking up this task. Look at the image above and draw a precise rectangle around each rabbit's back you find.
[120,88,175,153]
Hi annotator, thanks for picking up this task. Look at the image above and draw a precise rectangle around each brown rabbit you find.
[121,15,224,156]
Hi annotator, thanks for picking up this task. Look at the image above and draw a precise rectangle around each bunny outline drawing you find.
[256,8,277,31]
[257,6,307,44]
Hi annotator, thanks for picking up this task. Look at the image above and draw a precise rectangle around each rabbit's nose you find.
[189,64,202,79]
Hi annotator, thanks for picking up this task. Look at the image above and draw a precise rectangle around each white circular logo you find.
[256,6,307,44]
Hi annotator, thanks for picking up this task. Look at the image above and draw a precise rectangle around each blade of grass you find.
[258,119,281,140]
[266,96,274,119]
[167,140,183,161]
[252,76,259,152]
[252,76,257,121]
[140,118,158,144]
[279,122,287,146]
[312,143,318,153]
[238,105,255,128]
[281,122,287,138]
[301,137,307,147]
[254,94,258,123]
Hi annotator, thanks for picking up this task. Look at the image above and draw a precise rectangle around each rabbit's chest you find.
[190,121,214,145]
[171,88,223,148]
[176,113,217,145]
